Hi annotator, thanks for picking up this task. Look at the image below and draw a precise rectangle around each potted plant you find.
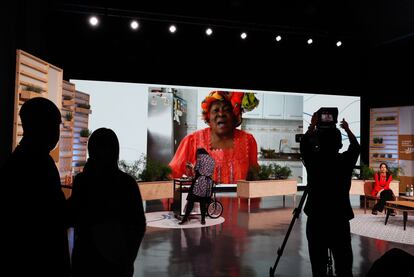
[120,155,174,202]
[274,164,292,180]
[260,148,277,159]
[62,95,74,106]
[76,103,91,114]
[20,84,44,99]
[63,112,73,128]
[237,164,297,208]
[79,128,90,143]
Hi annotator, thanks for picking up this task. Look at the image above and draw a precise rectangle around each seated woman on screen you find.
[169,91,259,184]
[371,162,396,215]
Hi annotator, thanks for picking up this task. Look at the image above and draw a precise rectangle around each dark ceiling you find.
[12,0,414,95]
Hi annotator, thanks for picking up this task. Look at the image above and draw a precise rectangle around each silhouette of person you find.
[69,128,146,277]
[367,248,414,276]
[371,162,395,215]
[300,111,360,277]
[0,97,71,277]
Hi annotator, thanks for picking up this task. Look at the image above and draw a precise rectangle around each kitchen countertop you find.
[259,153,302,162]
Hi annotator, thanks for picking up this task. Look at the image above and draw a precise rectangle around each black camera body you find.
[299,107,342,153]
[316,107,338,129]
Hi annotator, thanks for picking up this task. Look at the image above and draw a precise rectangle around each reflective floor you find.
[132,192,414,277]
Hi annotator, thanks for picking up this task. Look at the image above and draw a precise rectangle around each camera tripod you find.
[269,184,335,277]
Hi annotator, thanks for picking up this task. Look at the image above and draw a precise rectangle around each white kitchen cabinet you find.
[243,93,303,120]
[243,93,264,119]
[284,95,303,120]
[263,94,284,119]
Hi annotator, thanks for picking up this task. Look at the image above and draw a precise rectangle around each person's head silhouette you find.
[19,97,61,152]
[87,128,120,169]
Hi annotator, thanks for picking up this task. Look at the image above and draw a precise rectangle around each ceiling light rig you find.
[130,20,139,30]
[61,4,346,48]
[88,15,99,27]
[205,28,213,36]
[169,25,177,34]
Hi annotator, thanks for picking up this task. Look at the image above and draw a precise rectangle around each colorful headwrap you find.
[201,91,259,126]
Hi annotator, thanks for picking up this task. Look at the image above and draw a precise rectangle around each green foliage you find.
[80,128,90,137]
[119,157,145,181]
[65,112,73,121]
[260,147,277,159]
[77,103,91,109]
[139,158,172,182]
[247,164,291,181]
[274,164,292,180]
[389,166,403,180]
[359,163,375,180]
[24,84,43,93]
[119,155,171,182]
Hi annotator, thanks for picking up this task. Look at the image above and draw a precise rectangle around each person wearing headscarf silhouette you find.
[179,148,215,225]
[69,128,146,277]
[0,97,71,277]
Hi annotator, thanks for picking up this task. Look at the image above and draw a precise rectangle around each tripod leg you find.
[327,249,334,277]
[269,186,309,276]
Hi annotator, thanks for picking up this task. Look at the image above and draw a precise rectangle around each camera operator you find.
[300,110,360,277]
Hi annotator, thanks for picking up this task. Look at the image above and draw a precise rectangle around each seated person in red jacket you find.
[371,162,395,215]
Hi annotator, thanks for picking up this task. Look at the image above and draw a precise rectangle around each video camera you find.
[316,107,338,129]
[297,107,342,153]
[296,107,339,143]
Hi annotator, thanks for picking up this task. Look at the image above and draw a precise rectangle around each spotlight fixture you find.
[336,41,342,47]
[88,16,99,27]
[240,32,247,39]
[205,28,213,36]
[275,35,282,42]
[130,20,139,30]
[307,38,313,45]
[169,25,177,33]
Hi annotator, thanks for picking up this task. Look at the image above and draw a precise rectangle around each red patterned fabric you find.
[169,128,258,184]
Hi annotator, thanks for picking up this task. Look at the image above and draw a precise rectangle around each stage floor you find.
[75,192,414,276]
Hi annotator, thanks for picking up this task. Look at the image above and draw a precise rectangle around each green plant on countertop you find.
[24,84,43,93]
[274,164,292,180]
[138,157,172,182]
[80,128,90,137]
[247,164,291,181]
[260,147,277,159]
[65,112,73,121]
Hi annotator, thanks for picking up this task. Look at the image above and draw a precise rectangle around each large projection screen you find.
[72,79,360,186]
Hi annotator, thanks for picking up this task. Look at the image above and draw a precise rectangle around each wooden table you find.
[398,195,414,202]
[384,201,414,230]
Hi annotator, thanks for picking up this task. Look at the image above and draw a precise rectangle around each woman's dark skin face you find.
[209,101,235,138]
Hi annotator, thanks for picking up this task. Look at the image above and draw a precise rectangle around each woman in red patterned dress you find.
[169,91,259,185]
